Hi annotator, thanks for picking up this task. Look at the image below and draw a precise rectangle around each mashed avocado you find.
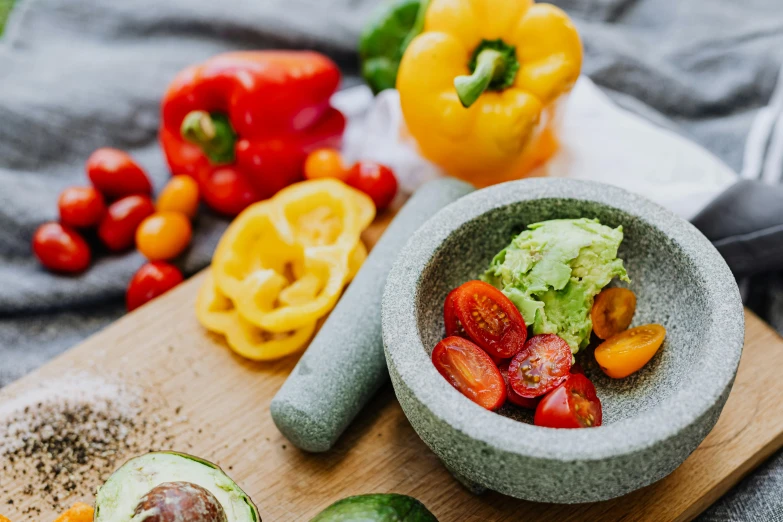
[482,218,629,353]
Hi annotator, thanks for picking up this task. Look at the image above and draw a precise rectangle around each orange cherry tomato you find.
[135,211,192,261]
[594,324,666,379]
[54,502,94,522]
[157,175,200,218]
[591,287,637,340]
[304,148,346,181]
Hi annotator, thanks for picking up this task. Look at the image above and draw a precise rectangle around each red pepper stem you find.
[454,49,506,108]
[181,110,237,165]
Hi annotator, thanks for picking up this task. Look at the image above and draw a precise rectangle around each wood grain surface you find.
[1,215,782,522]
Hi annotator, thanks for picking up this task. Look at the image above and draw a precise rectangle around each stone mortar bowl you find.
[381,178,744,503]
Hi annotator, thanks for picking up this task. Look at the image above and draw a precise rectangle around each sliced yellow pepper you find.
[397,0,582,187]
[196,273,317,361]
[198,178,373,360]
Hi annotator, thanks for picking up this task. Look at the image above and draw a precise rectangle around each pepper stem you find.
[454,49,507,108]
[181,110,236,165]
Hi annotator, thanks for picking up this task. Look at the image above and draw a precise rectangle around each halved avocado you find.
[311,494,438,521]
[94,451,260,522]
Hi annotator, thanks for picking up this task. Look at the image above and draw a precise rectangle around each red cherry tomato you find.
[432,336,506,411]
[451,280,527,359]
[32,222,91,274]
[98,195,155,251]
[199,168,259,216]
[534,373,602,429]
[86,148,152,199]
[499,362,540,409]
[58,187,106,228]
[508,334,572,398]
[345,161,398,211]
[126,261,184,311]
[444,287,468,338]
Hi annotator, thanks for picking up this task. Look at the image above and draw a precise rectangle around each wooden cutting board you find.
[2,215,783,522]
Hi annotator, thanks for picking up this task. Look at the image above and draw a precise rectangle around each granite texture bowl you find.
[382,178,744,503]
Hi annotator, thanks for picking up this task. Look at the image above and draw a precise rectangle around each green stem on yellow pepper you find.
[181,110,237,165]
[454,49,507,108]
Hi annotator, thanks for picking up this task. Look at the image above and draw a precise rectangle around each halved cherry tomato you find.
[594,324,666,378]
[534,373,602,428]
[136,211,192,261]
[591,287,637,340]
[444,287,468,338]
[452,280,527,359]
[432,336,506,411]
[304,148,346,181]
[508,334,572,398]
[126,261,184,311]
[58,187,106,228]
[345,161,398,211]
[32,222,91,274]
[499,362,540,409]
[86,148,152,199]
[157,175,200,218]
[98,195,155,251]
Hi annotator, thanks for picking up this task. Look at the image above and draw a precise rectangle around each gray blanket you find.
[1,0,782,519]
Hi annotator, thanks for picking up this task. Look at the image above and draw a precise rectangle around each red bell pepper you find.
[159,51,345,215]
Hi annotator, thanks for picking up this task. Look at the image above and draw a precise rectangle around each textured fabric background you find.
[1,0,782,519]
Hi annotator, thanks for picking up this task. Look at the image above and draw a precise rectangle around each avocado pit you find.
[134,482,227,522]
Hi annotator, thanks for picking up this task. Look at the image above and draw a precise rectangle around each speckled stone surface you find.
[271,178,475,452]
[382,178,745,503]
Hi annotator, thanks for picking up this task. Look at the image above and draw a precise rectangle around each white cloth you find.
[332,77,737,220]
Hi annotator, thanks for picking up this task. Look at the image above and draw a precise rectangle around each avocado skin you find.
[310,494,438,521]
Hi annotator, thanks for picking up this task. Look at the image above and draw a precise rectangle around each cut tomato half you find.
[452,280,527,359]
[595,323,666,378]
[534,373,602,429]
[444,287,468,338]
[499,362,540,409]
[431,336,507,411]
[508,334,572,398]
[591,287,637,340]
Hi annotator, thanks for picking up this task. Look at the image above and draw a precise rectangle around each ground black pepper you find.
[0,378,179,519]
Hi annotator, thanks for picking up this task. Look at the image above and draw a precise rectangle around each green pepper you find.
[358,0,429,94]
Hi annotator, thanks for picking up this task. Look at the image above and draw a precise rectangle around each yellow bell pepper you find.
[196,273,318,361]
[198,178,373,360]
[397,0,582,187]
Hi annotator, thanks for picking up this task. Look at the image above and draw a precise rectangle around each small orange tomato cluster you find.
[304,148,399,212]
[32,147,199,311]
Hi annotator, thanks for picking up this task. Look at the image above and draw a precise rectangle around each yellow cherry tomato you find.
[157,175,200,218]
[304,148,346,180]
[594,324,666,379]
[54,503,94,522]
[136,211,192,261]
[591,287,637,340]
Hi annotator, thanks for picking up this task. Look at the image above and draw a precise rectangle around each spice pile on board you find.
[0,377,178,519]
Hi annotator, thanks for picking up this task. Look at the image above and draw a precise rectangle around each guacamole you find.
[482,218,628,353]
